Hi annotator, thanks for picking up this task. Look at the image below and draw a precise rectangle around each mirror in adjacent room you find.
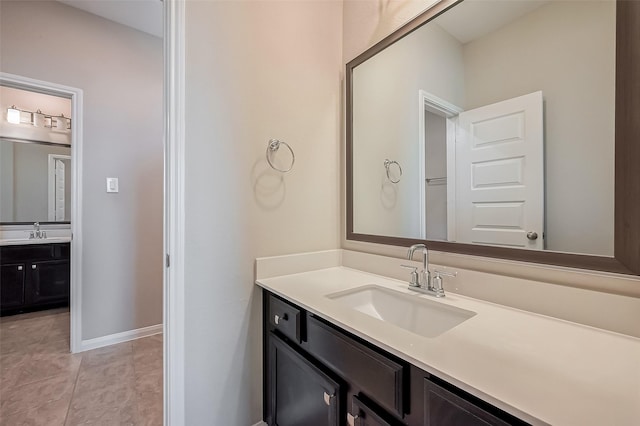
[350,0,616,258]
[0,85,72,223]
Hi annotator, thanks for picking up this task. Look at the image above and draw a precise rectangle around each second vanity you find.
[256,250,640,426]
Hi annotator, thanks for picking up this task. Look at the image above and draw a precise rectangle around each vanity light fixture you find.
[4,105,71,130]
[6,105,21,124]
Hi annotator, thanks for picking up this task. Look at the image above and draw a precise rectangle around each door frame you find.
[0,72,84,354]
[47,154,71,221]
[164,0,186,424]
[418,90,462,241]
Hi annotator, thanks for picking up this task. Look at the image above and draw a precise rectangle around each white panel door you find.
[456,91,544,249]
[55,159,65,221]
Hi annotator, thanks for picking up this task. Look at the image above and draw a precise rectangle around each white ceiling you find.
[58,0,163,38]
[435,0,551,44]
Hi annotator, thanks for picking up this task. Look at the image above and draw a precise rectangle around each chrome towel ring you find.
[384,159,402,183]
[266,139,295,173]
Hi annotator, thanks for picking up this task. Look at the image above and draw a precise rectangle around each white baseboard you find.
[251,422,267,426]
[80,324,163,352]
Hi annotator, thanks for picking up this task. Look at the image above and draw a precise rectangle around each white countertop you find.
[256,266,640,426]
[0,237,71,246]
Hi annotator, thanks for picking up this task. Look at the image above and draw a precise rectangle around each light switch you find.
[106,177,119,193]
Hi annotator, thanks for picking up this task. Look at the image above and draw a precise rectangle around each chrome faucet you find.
[401,244,455,298]
[29,222,46,239]
[408,244,430,288]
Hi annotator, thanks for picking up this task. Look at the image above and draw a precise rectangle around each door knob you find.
[526,231,538,241]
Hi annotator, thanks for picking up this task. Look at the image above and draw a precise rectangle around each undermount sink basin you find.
[327,285,476,338]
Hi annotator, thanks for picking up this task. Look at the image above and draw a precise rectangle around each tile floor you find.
[0,309,162,425]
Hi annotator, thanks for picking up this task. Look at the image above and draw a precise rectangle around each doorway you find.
[1,0,165,423]
[0,75,82,352]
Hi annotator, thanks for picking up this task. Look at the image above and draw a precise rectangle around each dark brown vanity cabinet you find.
[269,332,342,425]
[423,379,511,426]
[263,290,528,426]
[0,243,70,315]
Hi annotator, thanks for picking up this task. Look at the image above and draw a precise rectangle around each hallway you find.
[0,309,162,425]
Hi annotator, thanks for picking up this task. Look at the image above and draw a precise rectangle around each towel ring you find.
[266,139,295,173]
[384,159,402,183]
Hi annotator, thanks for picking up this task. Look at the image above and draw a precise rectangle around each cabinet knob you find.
[32,265,37,270]
[17,265,23,271]
[526,231,538,241]
[347,413,359,426]
[323,391,334,406]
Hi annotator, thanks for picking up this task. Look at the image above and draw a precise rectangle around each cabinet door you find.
[424,379,511,426]
[29,260,70,305]
[1,264,26,308]
[269,332,342,426]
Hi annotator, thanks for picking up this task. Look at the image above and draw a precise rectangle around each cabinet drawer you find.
[306,316,405,417]
[349,395,403,426]
[0,243,70,263]
[268,294,302,343]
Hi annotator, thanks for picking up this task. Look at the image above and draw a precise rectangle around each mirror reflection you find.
[0,85,72,223]
[0,140,71,223]
[351,0,615,257]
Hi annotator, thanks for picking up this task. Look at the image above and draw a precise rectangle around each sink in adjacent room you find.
[327,285,476,338]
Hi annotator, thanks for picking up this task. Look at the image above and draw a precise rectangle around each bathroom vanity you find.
[0,242,70,315]
[256,252,640,426]
[264,290,525,426]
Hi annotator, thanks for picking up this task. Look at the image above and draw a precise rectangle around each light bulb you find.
[7,106,20,124]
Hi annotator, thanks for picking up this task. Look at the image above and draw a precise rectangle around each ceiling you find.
[435,0,552,44]
[58,0,163,38]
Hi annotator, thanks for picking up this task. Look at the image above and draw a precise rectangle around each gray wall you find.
[0,1,163,340]
[185,1,342,423]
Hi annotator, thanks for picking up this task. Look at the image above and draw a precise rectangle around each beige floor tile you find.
[0,351,30,391]
[137,391,163,426]
[66,381,139,425]
[0,395,70,426]
[0,374,75,418]
[0,310,163,425]
[15,352,81,387]
[75,358,135,395]
[81,342,132,369]
[135,371,162,395]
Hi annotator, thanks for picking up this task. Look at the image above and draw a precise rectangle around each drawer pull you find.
[323,391,334,406]
[17,265,23,271]
[274,313,288,325]
[347,413,359,426]
[32,265,37,270]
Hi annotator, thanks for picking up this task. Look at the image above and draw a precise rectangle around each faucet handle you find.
[400,264,419,287]
[433,270,457,278]
[431,270,456,297]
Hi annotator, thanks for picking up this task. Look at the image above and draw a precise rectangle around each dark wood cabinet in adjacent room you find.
[263,290,528,426]
[0,243,70,315]
[0,263,26,308]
